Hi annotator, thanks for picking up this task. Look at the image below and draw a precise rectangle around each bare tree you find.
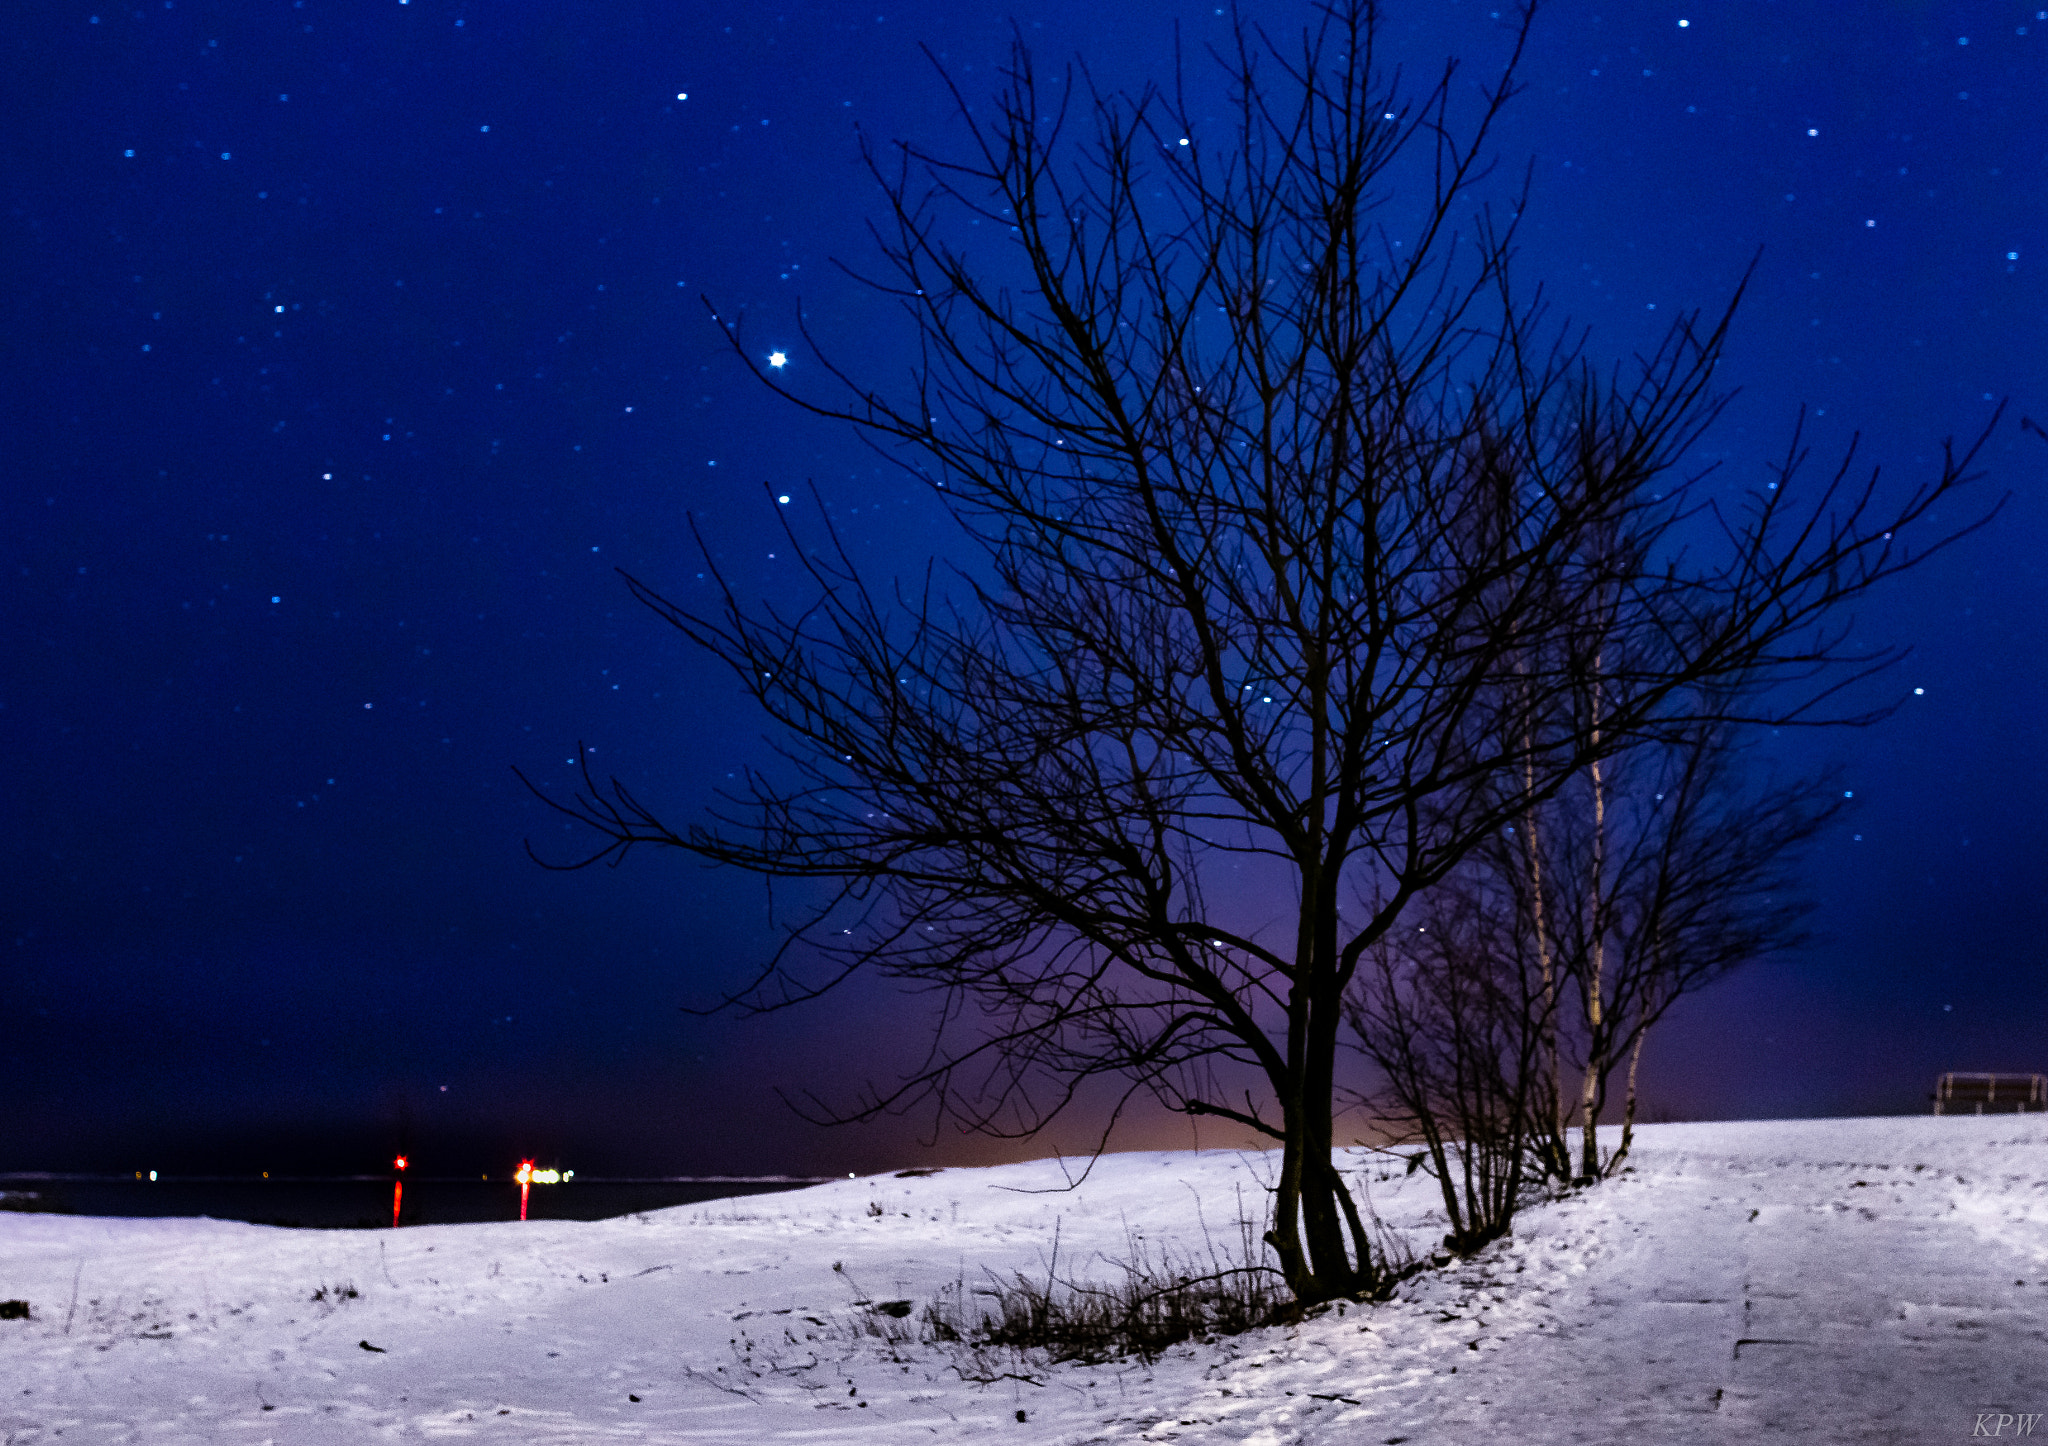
[1512,714,1843,1182]
[1348,868,1551,1253]
[1343,703,1832,1245]
[523,3,1998,1305]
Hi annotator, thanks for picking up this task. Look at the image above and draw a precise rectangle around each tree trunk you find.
[1267,984,1371,1304]
[1265,1114,1311,1296]
[1612,1025,1648,1171]
[1578,678,1608,1182]
[1521,757,1566,1181]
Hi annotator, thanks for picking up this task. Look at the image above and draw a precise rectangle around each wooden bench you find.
[1932,1072,2047,1114]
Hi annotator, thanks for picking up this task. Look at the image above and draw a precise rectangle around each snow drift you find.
[2,1114,2044,1443]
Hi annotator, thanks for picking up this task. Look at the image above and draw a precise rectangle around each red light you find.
[394,1155,408,1171]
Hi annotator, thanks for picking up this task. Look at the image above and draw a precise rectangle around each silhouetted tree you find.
[1517,713,1842,1182]
[1348,865,1551,1253]
[524,3,1998,1305]
[1359,705,1843,1239]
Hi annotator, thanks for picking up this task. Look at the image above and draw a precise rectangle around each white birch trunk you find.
[1578,672,1607,1181]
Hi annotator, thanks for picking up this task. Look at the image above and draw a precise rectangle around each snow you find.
[3,1115,2045,1443]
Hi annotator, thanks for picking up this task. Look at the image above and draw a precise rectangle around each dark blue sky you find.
[5,0,2043,1179]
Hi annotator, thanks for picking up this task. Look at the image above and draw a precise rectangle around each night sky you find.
[6,0,2044,1182]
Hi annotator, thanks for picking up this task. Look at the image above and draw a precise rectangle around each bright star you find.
[767,351,788,369]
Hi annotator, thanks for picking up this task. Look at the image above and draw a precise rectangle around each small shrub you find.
[0,1300,29,1320]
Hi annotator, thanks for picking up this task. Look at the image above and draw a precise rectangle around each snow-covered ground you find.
[2,1115,2045,1444]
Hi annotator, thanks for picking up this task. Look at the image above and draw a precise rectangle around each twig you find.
[682,1365,760,1401]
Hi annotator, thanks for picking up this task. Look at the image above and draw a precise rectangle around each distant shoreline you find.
[0,1173,836,1184]
[0,1175,832,1228]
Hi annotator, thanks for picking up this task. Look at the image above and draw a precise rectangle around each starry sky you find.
[5,0,2044,1181]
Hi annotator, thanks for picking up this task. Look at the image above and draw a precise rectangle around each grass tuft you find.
[920,1208,1287,1368]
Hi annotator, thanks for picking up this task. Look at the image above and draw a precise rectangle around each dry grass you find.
[918,1205,1288,1367]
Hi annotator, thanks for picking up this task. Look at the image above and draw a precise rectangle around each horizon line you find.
[0,1173,839,1185]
